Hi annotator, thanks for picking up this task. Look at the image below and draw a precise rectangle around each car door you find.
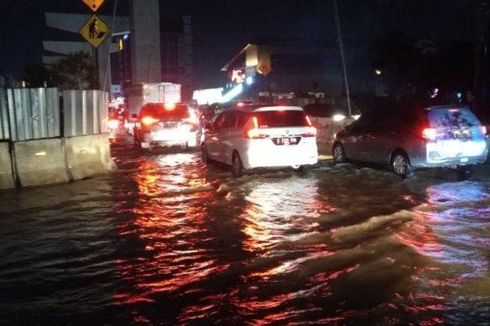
[206,113,225,160]
[363,112,394,164]
[219,111,238,165]
[341,113,372,161]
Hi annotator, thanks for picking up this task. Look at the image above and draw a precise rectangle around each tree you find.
[49,51,97,90]
[23,63,51,87]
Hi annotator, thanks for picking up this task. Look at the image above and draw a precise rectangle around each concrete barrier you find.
[0,142,15,189]
[14,138,70,187]
[64,133,115,180]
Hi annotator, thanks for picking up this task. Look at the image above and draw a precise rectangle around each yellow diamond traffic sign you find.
[80,15,111,48]
[83,0,105,12]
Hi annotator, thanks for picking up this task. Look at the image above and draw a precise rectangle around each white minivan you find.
[201,104,318,176]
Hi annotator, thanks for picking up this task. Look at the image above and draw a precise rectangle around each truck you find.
[125,82,182,134]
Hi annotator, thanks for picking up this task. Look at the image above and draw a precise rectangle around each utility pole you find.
[333,0,352,117]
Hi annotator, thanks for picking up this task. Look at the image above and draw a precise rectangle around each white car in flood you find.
[201,104,318,176]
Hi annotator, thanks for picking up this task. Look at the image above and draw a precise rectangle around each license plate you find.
[275,137,298,145]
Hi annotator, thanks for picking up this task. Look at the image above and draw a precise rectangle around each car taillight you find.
[245,116,264,139]
[306,115,312,126]
[303,126,317,137]
[481,126,487,135]
[183,114,198,125]
[422,128,437,141]
[141,116,159,126]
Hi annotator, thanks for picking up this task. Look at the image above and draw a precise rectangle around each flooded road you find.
[1,138,490,325]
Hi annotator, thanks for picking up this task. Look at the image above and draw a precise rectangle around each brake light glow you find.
[306,115,312,126]
[164,103,176,110]
[422,128,437,141]
[141,116,159,125]
[183,111,198,125]
[246,116,263,139]
[481,126,487,135]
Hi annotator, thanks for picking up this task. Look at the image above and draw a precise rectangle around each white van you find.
[201,104,318,176]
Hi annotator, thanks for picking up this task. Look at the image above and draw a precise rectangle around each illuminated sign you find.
[231,69,246,84]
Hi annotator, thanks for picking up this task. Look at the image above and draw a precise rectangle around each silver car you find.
[332,105,488,177]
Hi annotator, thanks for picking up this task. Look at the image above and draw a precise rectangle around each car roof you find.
[423,104,470,111]
[232,104,304,113]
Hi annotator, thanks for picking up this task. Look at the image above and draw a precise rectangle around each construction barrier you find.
[0,142,15,189]
[14,138,70,187]
[65,134,115,180]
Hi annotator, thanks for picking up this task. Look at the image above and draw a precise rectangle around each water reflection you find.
[238,176,333,254]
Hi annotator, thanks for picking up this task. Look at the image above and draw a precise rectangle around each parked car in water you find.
[332,105,488,177]
[133,103,198,150]
[201,104,319,177]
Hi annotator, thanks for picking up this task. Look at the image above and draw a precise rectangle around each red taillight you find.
[422,128,437,141]
[481,126,487,135]
[303,126,317,137]
[245,116,264,139]
[306,115,312,126]
[141,116,159,126]
[183,114,198,125]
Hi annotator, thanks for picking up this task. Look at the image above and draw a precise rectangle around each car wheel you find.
[291,165,305,171]
[391,151,413,178]
[333,143,347,163]
[232,151,244,177]
[201,144,210,163]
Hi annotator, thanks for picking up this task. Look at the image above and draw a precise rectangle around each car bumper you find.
[411,140,488,168]
[141,130,197,148]
[242,142,318,169]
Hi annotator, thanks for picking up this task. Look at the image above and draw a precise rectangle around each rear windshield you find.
[428,108,480,129]
[139,104,189,120]
[255,110,308,127]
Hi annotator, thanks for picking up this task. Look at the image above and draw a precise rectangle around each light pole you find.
[333,0,352,117]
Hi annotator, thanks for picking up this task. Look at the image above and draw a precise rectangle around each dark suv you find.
[332,105,488,177]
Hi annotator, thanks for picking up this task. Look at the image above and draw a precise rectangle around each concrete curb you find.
[0,142,15,189]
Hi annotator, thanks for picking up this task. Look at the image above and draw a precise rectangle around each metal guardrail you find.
[5,88,60,141]
[62,90,109,137]
[0,88,9,140]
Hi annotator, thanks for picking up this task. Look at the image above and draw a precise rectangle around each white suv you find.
[201,104,318,176]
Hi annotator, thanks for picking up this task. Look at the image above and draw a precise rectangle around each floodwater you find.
[1,138,490,325]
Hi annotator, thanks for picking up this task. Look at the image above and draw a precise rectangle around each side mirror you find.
[131,113,138,119]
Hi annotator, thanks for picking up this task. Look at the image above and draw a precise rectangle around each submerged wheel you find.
[333,143,347,163]
[232,151,244,177]
[391,151,412,178]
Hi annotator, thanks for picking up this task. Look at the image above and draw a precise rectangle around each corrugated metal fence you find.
[0,88,60,141]
[62,90,109,137]
[0,88,108,141]
[0,88,9,140]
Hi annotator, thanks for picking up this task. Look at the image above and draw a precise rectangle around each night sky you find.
[0,0,481,87]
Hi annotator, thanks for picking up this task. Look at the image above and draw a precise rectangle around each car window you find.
[254,110,308,127]
[429,108,480,129]
[213,113,226,129]
[236,111,251,128]
[222,111,237,129]
[139,103,189,120]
